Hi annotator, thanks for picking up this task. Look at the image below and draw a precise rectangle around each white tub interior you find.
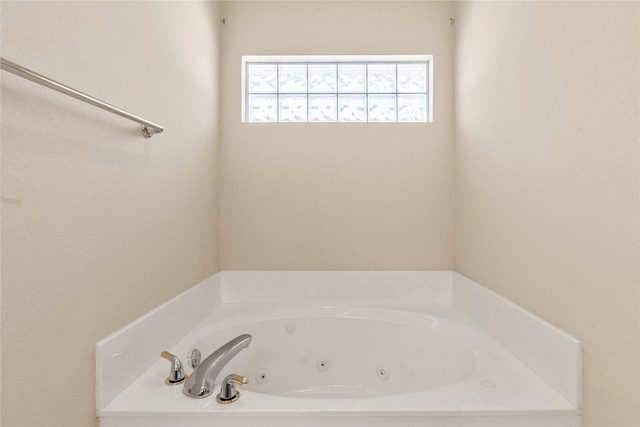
[186,308,489,398]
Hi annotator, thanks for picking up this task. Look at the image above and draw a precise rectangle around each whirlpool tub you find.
[97,271,582,427]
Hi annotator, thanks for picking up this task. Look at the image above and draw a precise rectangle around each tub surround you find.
[453,274,582,408]
[96,271,582,426]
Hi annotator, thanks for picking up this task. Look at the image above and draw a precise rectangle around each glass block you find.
[309,95,337,122]
[279,64,307,93]
[398,94,427,122]
[397,64,427,93]
[368,64,396,93]
[338,64,366,93]
[248,94,277,122]
[338,95,366,122]
[309,64,337,93]
[368,94,396,122]
[279,95,307,122]
[248,64,277,93]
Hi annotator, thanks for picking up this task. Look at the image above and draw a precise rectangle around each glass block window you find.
[242,55,432,123]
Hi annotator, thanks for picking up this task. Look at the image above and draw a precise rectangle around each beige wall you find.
[219,1,455,270]
[0,2,220,426]
[455,2,639,426]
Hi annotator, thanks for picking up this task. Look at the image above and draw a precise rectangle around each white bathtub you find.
[97,271,582,427]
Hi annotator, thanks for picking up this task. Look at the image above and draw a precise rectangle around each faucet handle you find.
[227,374,248,385]
[216,374,248,404]
[161,351,187,385]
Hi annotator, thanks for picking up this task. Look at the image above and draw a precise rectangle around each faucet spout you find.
[182,334,252,399]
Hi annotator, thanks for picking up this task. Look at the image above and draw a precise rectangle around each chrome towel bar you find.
[1,57,164,138]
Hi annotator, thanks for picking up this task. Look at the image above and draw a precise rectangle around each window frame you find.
[241,55,434,123]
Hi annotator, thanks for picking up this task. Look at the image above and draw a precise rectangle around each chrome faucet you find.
[182,334,252,399]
